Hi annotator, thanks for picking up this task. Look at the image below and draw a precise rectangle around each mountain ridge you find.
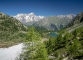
[14,12,75,23]
[66,12,83,28]
[33,16,72,31]
[14,12,45,23]
[57,14,76,19]
[13,12,75,31]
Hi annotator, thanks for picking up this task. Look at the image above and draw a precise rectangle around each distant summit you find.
[14,12,75,24]
[14,12,45,23]
[57,14,76,19]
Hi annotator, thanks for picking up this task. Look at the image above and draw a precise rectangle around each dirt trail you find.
[41,38,48,42]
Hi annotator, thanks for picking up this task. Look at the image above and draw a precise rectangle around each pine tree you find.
[26,26,41,42]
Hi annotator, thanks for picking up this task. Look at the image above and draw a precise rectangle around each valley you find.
[0,0,83,60]
[0,12,83,60]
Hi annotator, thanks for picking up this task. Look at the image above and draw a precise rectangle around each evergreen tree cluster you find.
[44,26,83,60]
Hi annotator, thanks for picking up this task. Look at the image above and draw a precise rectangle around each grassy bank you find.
[0,41,22,48]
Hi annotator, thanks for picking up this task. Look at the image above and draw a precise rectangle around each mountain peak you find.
[14,12,45,23]
[57,14,76,19]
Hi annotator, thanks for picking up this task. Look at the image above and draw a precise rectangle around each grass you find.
[0,41,21,48]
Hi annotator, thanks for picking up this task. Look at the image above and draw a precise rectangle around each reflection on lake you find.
[0,43,23,60]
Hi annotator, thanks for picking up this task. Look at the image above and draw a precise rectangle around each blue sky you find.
[0,0,83,16]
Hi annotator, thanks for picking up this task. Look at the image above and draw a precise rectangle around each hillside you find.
[73,12,83,24]
[33,16,72,31]
[43,12,83,60]
[66,12,83,33]
[0,12,27,42]
[66,12,83,28]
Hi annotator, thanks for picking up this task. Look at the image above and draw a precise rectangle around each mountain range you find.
[14,12,44,23]
[14,13,76,31]
[57,14,76,19]
[14,12,75,23]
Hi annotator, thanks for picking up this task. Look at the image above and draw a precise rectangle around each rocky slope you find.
[66,12,83,28]
[66,12,83,33]
[33,16,72,31]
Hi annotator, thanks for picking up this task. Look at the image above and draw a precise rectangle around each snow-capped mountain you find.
[14,12,44,23]
[14,13,76,29]
[14,13,75,24]
[57,14,76,19]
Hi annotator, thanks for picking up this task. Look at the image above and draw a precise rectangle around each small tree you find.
[23,26,49,60]
[26,26,41,42]
[55,34,64,49]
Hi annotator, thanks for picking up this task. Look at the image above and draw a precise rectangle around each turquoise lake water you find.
[49,33,58,37]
